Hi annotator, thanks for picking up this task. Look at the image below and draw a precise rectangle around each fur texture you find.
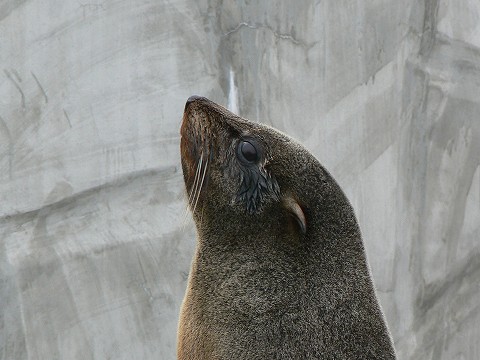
[177,96,396,359]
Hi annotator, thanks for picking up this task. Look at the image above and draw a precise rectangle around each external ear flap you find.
[283,196,306,235]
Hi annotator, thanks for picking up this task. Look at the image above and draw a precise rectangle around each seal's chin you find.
[180,112,196,181]
[180,102,212,213]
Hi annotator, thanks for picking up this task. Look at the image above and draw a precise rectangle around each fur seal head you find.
[180,96,315,241]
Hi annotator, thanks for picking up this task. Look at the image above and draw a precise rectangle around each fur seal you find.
[177,96,396,359]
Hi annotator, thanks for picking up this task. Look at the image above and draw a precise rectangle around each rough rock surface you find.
[1,1,479,359]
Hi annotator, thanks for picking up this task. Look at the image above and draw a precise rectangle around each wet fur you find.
[178,97,396,359]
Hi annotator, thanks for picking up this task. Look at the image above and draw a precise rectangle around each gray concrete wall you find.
[1,1,479,359]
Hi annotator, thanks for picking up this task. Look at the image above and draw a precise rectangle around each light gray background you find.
[1,1,479,359]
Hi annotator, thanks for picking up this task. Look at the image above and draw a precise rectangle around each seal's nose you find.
[185,95,203,111]
[187,95,203,104]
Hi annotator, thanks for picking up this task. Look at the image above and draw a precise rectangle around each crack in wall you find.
[31,71,48,104]
[63,109,73,128]
[223,21,312,48]
[4,69,25,110]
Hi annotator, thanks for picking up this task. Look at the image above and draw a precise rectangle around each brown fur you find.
[177,96,396,359]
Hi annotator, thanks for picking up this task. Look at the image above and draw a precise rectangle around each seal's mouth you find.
[180,96,213,212]
[180,97,209,179]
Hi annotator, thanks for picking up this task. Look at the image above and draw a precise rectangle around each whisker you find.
[191,154,205,213]
[188,153,203,207]
[192,156,209,214]
[181,153,203,227]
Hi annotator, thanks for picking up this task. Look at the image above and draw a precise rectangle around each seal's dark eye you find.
[239,141,258,162]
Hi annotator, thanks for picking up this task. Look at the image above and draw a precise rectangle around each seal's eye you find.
[238,141,259,163]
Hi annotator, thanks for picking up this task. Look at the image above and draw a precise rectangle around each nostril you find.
[187,95,203,103]
[185,95,203,110]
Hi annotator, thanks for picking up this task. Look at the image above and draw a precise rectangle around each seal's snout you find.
[185,95,205,111]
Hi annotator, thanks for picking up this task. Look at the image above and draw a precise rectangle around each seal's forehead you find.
[251,123,293,145]
[183,96,291,149]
